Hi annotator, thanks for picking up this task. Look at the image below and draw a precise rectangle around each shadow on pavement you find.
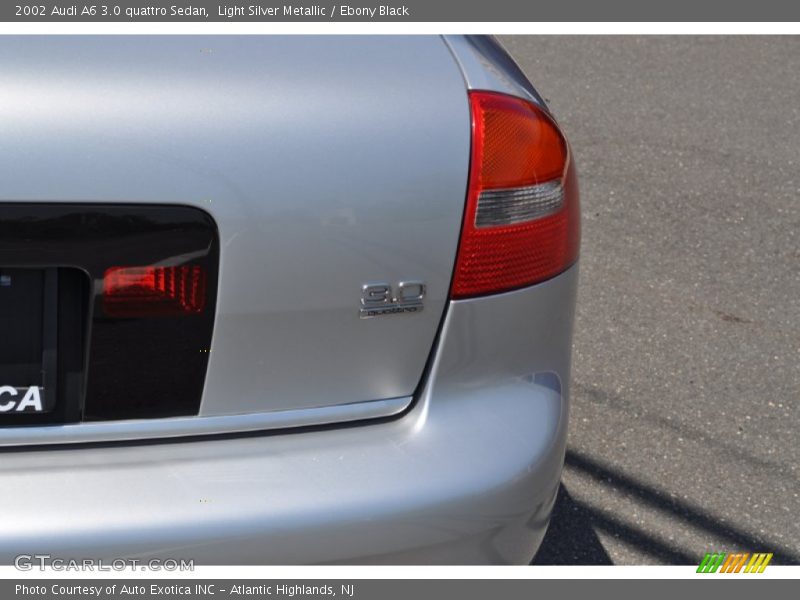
[532,484,613,565]
[534,450,800,565]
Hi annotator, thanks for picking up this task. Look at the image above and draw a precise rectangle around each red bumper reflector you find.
[103,265,207,317]
[450,91,580,299]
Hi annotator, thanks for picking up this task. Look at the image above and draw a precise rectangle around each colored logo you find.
[697,552,773,573]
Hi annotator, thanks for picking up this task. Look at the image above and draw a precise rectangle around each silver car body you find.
[0,35,577,564]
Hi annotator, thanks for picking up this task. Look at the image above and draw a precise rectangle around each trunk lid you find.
[0,36,470,420]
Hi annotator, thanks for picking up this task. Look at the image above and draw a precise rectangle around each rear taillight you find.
[450,91,580,299]
[103,265,206,317]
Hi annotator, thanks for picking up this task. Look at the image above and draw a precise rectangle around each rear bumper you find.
[0,266,577,565]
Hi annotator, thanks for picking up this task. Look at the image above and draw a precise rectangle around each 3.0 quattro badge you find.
[360,281,426,318]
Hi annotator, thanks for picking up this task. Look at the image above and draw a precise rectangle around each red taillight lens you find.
[103,265,207,317]
[450,91,580,299]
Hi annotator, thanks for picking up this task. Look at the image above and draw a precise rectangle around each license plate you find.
[0,385,46,413]
[0,268,56,416]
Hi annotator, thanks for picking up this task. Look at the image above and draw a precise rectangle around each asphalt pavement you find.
[498,36,800,565]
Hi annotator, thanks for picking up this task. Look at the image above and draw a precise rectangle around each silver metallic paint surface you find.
[0,395,410,447]
[0,36,578,563]
[443,35,547,107]
[0,35,470,416]
[0,267,577,564]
